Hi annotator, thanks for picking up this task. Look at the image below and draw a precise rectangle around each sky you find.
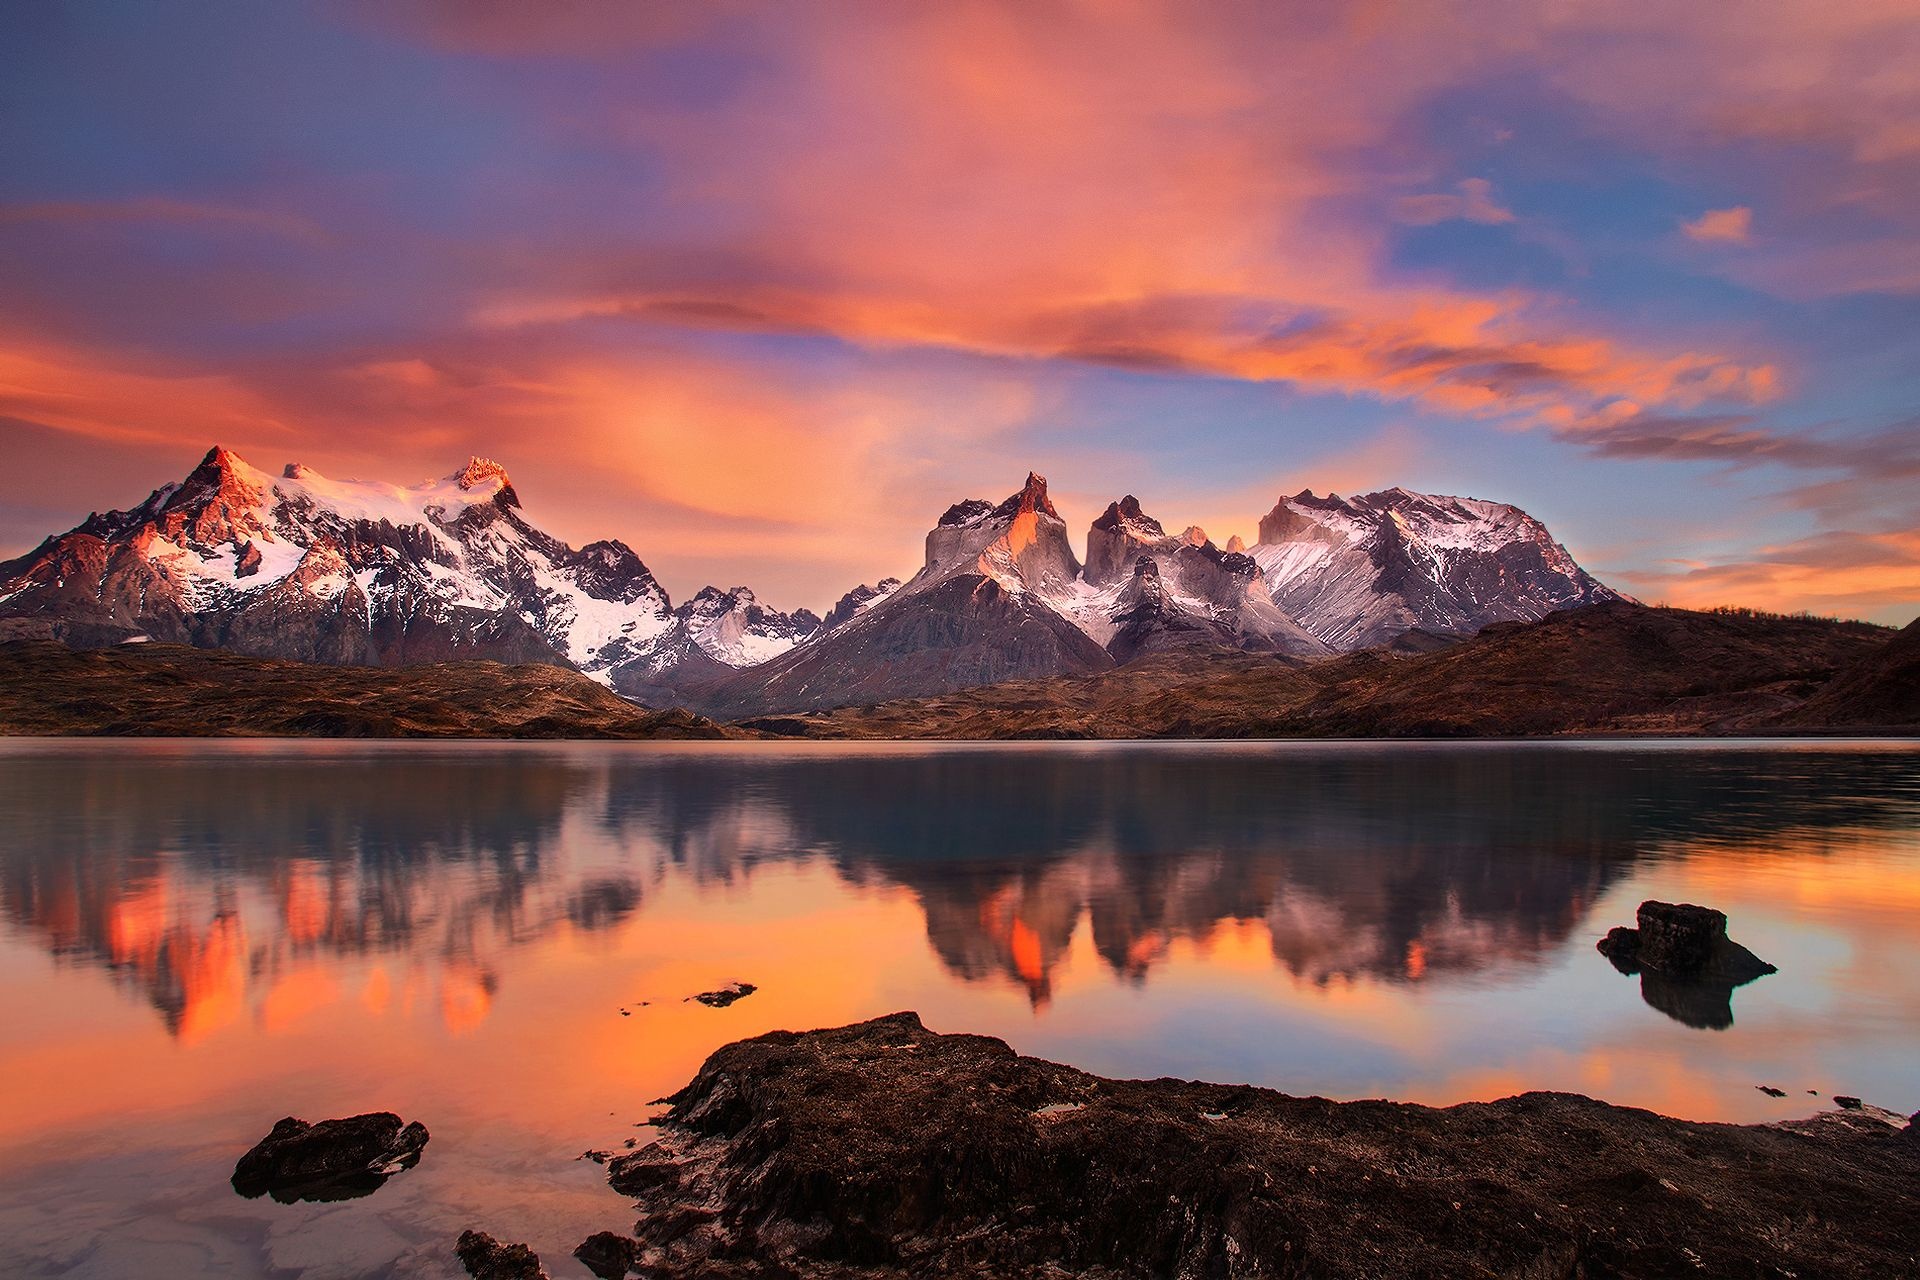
[0,1,1916,624]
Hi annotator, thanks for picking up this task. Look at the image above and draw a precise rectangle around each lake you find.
[1,739,1916,1278]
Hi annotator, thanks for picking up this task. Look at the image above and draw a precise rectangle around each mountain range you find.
[0,446,1623,716]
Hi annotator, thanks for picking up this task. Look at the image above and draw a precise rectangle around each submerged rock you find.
[231,1112,428,1203]
[603,1012,1920,1278]
[455,1231,547,1280]
[689,981,757,1008]
[1597,901,1777,1028]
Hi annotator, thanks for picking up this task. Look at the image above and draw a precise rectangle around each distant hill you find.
[1768,618,1920,730]
[0,640,729,738]
[748,603,1909,739]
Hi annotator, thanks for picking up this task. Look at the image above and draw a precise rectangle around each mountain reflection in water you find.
[2,743,1913,1038]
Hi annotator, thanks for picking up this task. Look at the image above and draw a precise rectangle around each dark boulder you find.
[573,1231,637,1278]
[1836,1096,1864,1111]
[231,1112,428,1203]
[456,1231,548,1280]
[1638,903,1728,971]
[1596,901,1776,1028]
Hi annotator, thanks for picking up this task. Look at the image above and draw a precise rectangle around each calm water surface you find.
[1,739,1917,1277]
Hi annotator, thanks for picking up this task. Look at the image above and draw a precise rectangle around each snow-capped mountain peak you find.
[1252,486,1622,650]
[922,471,1080,595]
[0,446,679,679]
[674,585,822,667]
[3,452,1625,716]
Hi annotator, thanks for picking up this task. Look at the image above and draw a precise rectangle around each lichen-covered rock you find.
[231,1112,428,1203]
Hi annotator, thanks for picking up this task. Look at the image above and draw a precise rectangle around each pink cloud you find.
[1395,179,1516,227]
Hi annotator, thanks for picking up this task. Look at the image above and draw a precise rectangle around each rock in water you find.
[1596,901,1777,1029]
[690,981,757,1008]
[1596,901,1776,982]
[573,1231,638,1278]
[1637,902,1726,971]
[231,1112,428,1203]
[604,1012,1920,1278]
[456,1231,548,1280]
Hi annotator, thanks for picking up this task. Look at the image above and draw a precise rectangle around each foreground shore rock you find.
[231,1112,428,1203]
[455,1230,547,1280]
[607,1013,1919,1279]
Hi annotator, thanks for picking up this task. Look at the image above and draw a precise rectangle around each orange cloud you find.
[1683,207,1753,243]
[1616,528,1920,618]
[0,341,294,448]
[455,3,1783,426]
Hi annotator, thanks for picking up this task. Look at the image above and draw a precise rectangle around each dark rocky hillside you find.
[753,603,1907,738]
[1768,617,1920,730]
[0,640,728,738]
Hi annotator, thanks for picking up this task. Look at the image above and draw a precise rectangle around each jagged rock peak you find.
[688,584,757,606]
[1092,495,1165,538]
[823,578,903,631]
[1224,534,1246,553]
[991,472,1060,522]
[1180,525,1208,547]
[184,444,263,489]
[456,456,511,492]
[937,473,1061,530]
[936,498,996,529]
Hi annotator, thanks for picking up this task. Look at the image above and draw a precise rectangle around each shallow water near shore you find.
[0,738,1916,1278]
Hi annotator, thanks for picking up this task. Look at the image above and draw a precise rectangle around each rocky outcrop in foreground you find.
[231,1112,428,1203]
[607,1013,1920,1278]
[455,1230,546,1279]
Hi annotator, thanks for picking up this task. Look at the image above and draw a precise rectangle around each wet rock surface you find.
[231,1112,428,1203]
[456,1230,548,1280]
[606,1012,1920,1279]
[690,981,757,1008]
[574,1230,639,1278]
